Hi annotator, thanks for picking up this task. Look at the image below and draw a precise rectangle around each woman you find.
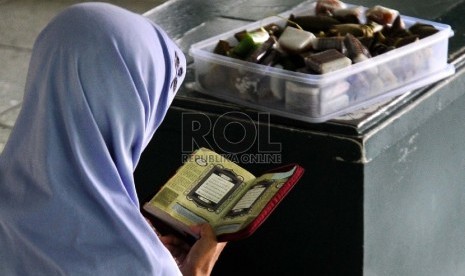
[0,3,225,275]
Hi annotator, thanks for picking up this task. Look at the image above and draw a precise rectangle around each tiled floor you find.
[0,0,167,153]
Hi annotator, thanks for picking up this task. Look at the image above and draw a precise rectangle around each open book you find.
[143,148,304,242]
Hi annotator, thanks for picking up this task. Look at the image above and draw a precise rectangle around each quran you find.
[143,148,304,242]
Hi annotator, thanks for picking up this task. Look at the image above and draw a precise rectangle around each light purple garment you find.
[0,3,185,275]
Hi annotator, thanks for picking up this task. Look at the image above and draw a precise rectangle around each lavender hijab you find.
[0,3,185,275]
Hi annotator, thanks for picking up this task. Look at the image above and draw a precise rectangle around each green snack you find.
[232,29,270,59]
[232,35,256,58]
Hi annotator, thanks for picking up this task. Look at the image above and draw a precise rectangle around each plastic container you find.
[189,1,455,123]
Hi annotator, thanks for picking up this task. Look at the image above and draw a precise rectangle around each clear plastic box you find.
[189,1,455,123]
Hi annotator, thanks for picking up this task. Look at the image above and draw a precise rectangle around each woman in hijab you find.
[0,3,225,275]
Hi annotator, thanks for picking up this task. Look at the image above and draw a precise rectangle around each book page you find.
[144,148,256,231]
[214,165,297,235]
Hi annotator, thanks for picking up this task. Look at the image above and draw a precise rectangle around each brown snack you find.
[366,5,399,25]
[304,49,352,74]
[394,35,420,48]
[382,15,408,38]
[409,23,439,39]
[333,6,363,24]
[315,0,347,16]
[277,26,315,54]
[344,33,371,63]
[312,36,347,54]
[288,14,341,33]
[259,49,282,66]
[246,36,276,63]
[213,40,232,56]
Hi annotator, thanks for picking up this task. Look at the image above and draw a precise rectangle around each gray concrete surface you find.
[0,0,166,153]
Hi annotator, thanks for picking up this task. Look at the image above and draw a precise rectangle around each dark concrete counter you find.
[135,1,465,275]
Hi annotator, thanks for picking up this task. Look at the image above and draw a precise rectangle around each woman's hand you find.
[159,224,227,276]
